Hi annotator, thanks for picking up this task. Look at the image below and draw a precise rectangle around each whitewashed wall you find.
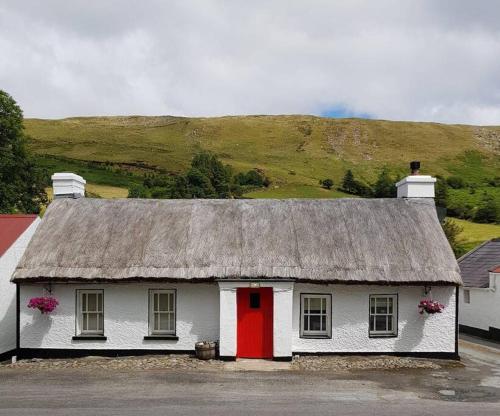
[0,218,40,356]
[20,281,456,354]
[292,284,456,353]
[19,283,219,350]
[459,273,500,331]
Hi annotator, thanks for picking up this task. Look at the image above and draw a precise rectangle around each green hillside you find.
[25,115,500,196]
[25,115,499,250]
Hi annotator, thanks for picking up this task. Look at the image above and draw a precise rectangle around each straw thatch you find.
[13,198,461,285]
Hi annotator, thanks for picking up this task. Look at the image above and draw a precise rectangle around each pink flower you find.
[27,297,59,314]
[418,299,444,314]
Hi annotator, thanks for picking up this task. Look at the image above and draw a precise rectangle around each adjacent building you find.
[459,239,500,341]
[0,214,40,361]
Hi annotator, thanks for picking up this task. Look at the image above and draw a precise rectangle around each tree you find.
[340,169,371,196]
[441,218,466,258]
[319,178,334,190]
[372,167,395,198]
[434,175,448,208]
[340,170,357,194]
[191,151,233,197]
[474,193,500,224]
[0,90,47,213]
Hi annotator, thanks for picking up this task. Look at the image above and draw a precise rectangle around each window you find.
[149,290,176,335]
[300,294,331,338]
[369,295,397,337]
[464,289,470,304]
[250,293,260,308]
[77,290,104,335]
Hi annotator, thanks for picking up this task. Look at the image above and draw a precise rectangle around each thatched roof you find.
[13,198,461,285]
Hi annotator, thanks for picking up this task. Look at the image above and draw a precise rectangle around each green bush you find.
[446,176,466,189]
[474,194,500,224]
[319,178,334,190]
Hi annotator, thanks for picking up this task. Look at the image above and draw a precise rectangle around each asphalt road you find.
[0,338,499,416]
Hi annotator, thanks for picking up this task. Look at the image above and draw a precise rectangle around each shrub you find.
[319,178,334,190]
[446,176,465,189]
[474,194,500,224]
[128,184,149,198]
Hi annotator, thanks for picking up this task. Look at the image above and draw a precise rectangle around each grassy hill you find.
[25,115,499,248]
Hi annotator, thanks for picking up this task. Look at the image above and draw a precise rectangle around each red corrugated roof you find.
[0,214,38,257]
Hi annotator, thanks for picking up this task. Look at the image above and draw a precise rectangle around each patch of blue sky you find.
[320,106,371,119]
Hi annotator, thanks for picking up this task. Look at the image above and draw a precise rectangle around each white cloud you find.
[1,0,499,124]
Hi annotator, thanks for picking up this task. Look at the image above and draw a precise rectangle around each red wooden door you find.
[237,288,273,359]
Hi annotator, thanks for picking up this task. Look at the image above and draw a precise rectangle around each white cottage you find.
[12,170,462,360]
[0,214,40,361]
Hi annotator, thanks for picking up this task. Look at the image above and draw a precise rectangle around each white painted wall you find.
[217,281,294,358]
[459,273,500,331]
[19,283,219,350]
[0,218,40,356]
[19,281,456,354]
[293,284,456,353]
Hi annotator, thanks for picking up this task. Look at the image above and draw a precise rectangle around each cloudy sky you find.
[1,1,499,124]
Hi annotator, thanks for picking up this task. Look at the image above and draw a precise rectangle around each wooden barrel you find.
[195,342,216,360]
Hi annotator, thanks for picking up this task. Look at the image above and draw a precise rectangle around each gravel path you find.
[0,354,459,372]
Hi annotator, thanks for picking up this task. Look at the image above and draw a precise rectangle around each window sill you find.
[300,334,331,339]
[72,335,107,341]
[369,334,397,338]
[143,335,179,341]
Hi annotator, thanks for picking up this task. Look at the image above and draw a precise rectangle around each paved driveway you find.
[0,338,499,416]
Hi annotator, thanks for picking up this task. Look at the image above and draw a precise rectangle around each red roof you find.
[491,265,500,273]
[0,214,38,257]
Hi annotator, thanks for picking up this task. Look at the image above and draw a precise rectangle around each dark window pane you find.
[310,315,321,331]
[387,317,393,332]
[375,315,387,331]
[250,293,260,309]
[321,315,326,331]
[370,316,375,331]
[303,315,309,331]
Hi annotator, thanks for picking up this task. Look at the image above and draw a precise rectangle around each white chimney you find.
[395,161,436,198]
[51,172,86,199]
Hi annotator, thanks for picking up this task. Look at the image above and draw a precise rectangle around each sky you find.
[1,0,500,124]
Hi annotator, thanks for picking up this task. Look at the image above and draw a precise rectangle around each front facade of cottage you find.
[13,172,461,360]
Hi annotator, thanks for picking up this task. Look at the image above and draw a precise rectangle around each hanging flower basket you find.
[418,299,444,315]
[27,297,59,314]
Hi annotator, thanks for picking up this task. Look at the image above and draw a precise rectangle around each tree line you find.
[128,151,269,199]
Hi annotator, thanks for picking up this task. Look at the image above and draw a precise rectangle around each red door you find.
[237,288,273,359]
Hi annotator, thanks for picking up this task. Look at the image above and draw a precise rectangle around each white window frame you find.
[300,294,332,338]
[369,294,398,337]
[76,290,104,336]
[149,289,176,336]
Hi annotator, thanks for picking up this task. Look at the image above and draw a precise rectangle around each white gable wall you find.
[0,218,40,356]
